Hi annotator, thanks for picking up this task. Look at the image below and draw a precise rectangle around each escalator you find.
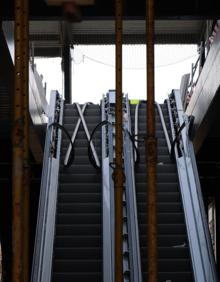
[131,102,193,281]
[52,103,102,281]
[129,91,217,281]
[31,92,102,282]
[31,90,217,282]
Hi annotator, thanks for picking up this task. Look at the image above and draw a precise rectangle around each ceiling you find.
[2,0,220,20]
[25,20,205,56]
[1,0,215,56]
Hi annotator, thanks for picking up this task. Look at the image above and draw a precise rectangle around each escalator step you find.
[138,212,185,224]
[57,203,101,213]
[56,213,101,225]
[63,115,101,125]
[136,191,181,202]
[141,247,190,259]
[142,272,194,282]
[56,224,101,236]
[55,235,101,248]
[58,183,101,193]
[140,234,187,247]
[54,247,101,259]
[59,174,101,183]
[139,223,187,235]
[141,258,192,272]
[136,163,177,173]
[64,109,100,117]
[137,202,183,213]
[132,102,193,281]
[53,272,101,282]
[53,259,101,272]
[52,103,102,281]
[135,172,178,183]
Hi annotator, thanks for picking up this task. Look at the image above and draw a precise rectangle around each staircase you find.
[130,102,194,282]
[51,103,102,282]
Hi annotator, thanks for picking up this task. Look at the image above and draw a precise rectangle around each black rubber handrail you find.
[126,130,140,165]
[88,120,140,169]
[170,120,186,159]
[88,120,111,169]
[49,122,74,168]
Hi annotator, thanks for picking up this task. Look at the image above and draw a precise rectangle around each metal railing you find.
[31,91,63,282]
[102,94,115,282]
[102,91,142,282]
[155,102,171,153]
[167,89,218,282]
[124,95,142,282]
[134,101,171,154]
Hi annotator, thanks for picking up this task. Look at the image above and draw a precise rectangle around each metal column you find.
[22,0,30,280]
[146,0,158,281]
[115,0,124,280]
[62,44,72,104]
[12,0,29,281]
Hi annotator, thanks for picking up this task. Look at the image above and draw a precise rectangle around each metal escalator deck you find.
[52,103,102,282]
[130,102,194,282]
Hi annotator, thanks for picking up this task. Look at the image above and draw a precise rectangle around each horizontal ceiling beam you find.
[2,0,220,19]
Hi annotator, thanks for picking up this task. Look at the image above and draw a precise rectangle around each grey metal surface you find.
[167,90,218,282]
[155,102,171,154]
[134,103,140,162]
[26,20,204,56]
[179,73,190,107]
[31,91,63,282]
[102,157,114,282]
[102,92,143,282]
[102,95,115,282]
[29,65,48,126]
[124,96,142,282]
[186,26,220,152]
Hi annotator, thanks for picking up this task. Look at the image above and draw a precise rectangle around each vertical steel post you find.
[115,0,124,280]
[62,44,72,104]
[146,0,158,281]
[12,0,29,281]
[22,0,30,280]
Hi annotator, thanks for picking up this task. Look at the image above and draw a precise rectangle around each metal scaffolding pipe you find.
[115,0,124,280]
[22,0,30,280]
[146,0,158,281]
[12,0,29,280]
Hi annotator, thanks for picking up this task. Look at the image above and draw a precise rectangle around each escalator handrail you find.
[49,122,74,168]
[31,91,64,282]
[134,102,140,162]
[134,101,171,155]
[88,120,110,169]
[167,90,218,282]
[101,96,114,282]
[155,102,171,154]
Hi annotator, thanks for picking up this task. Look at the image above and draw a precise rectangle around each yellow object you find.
[130,99,139,105]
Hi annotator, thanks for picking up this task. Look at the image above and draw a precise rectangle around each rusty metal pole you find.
[12,0,28,281]
[115,0,124,280]
[146,0,158,281]
[22,0,30,280]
